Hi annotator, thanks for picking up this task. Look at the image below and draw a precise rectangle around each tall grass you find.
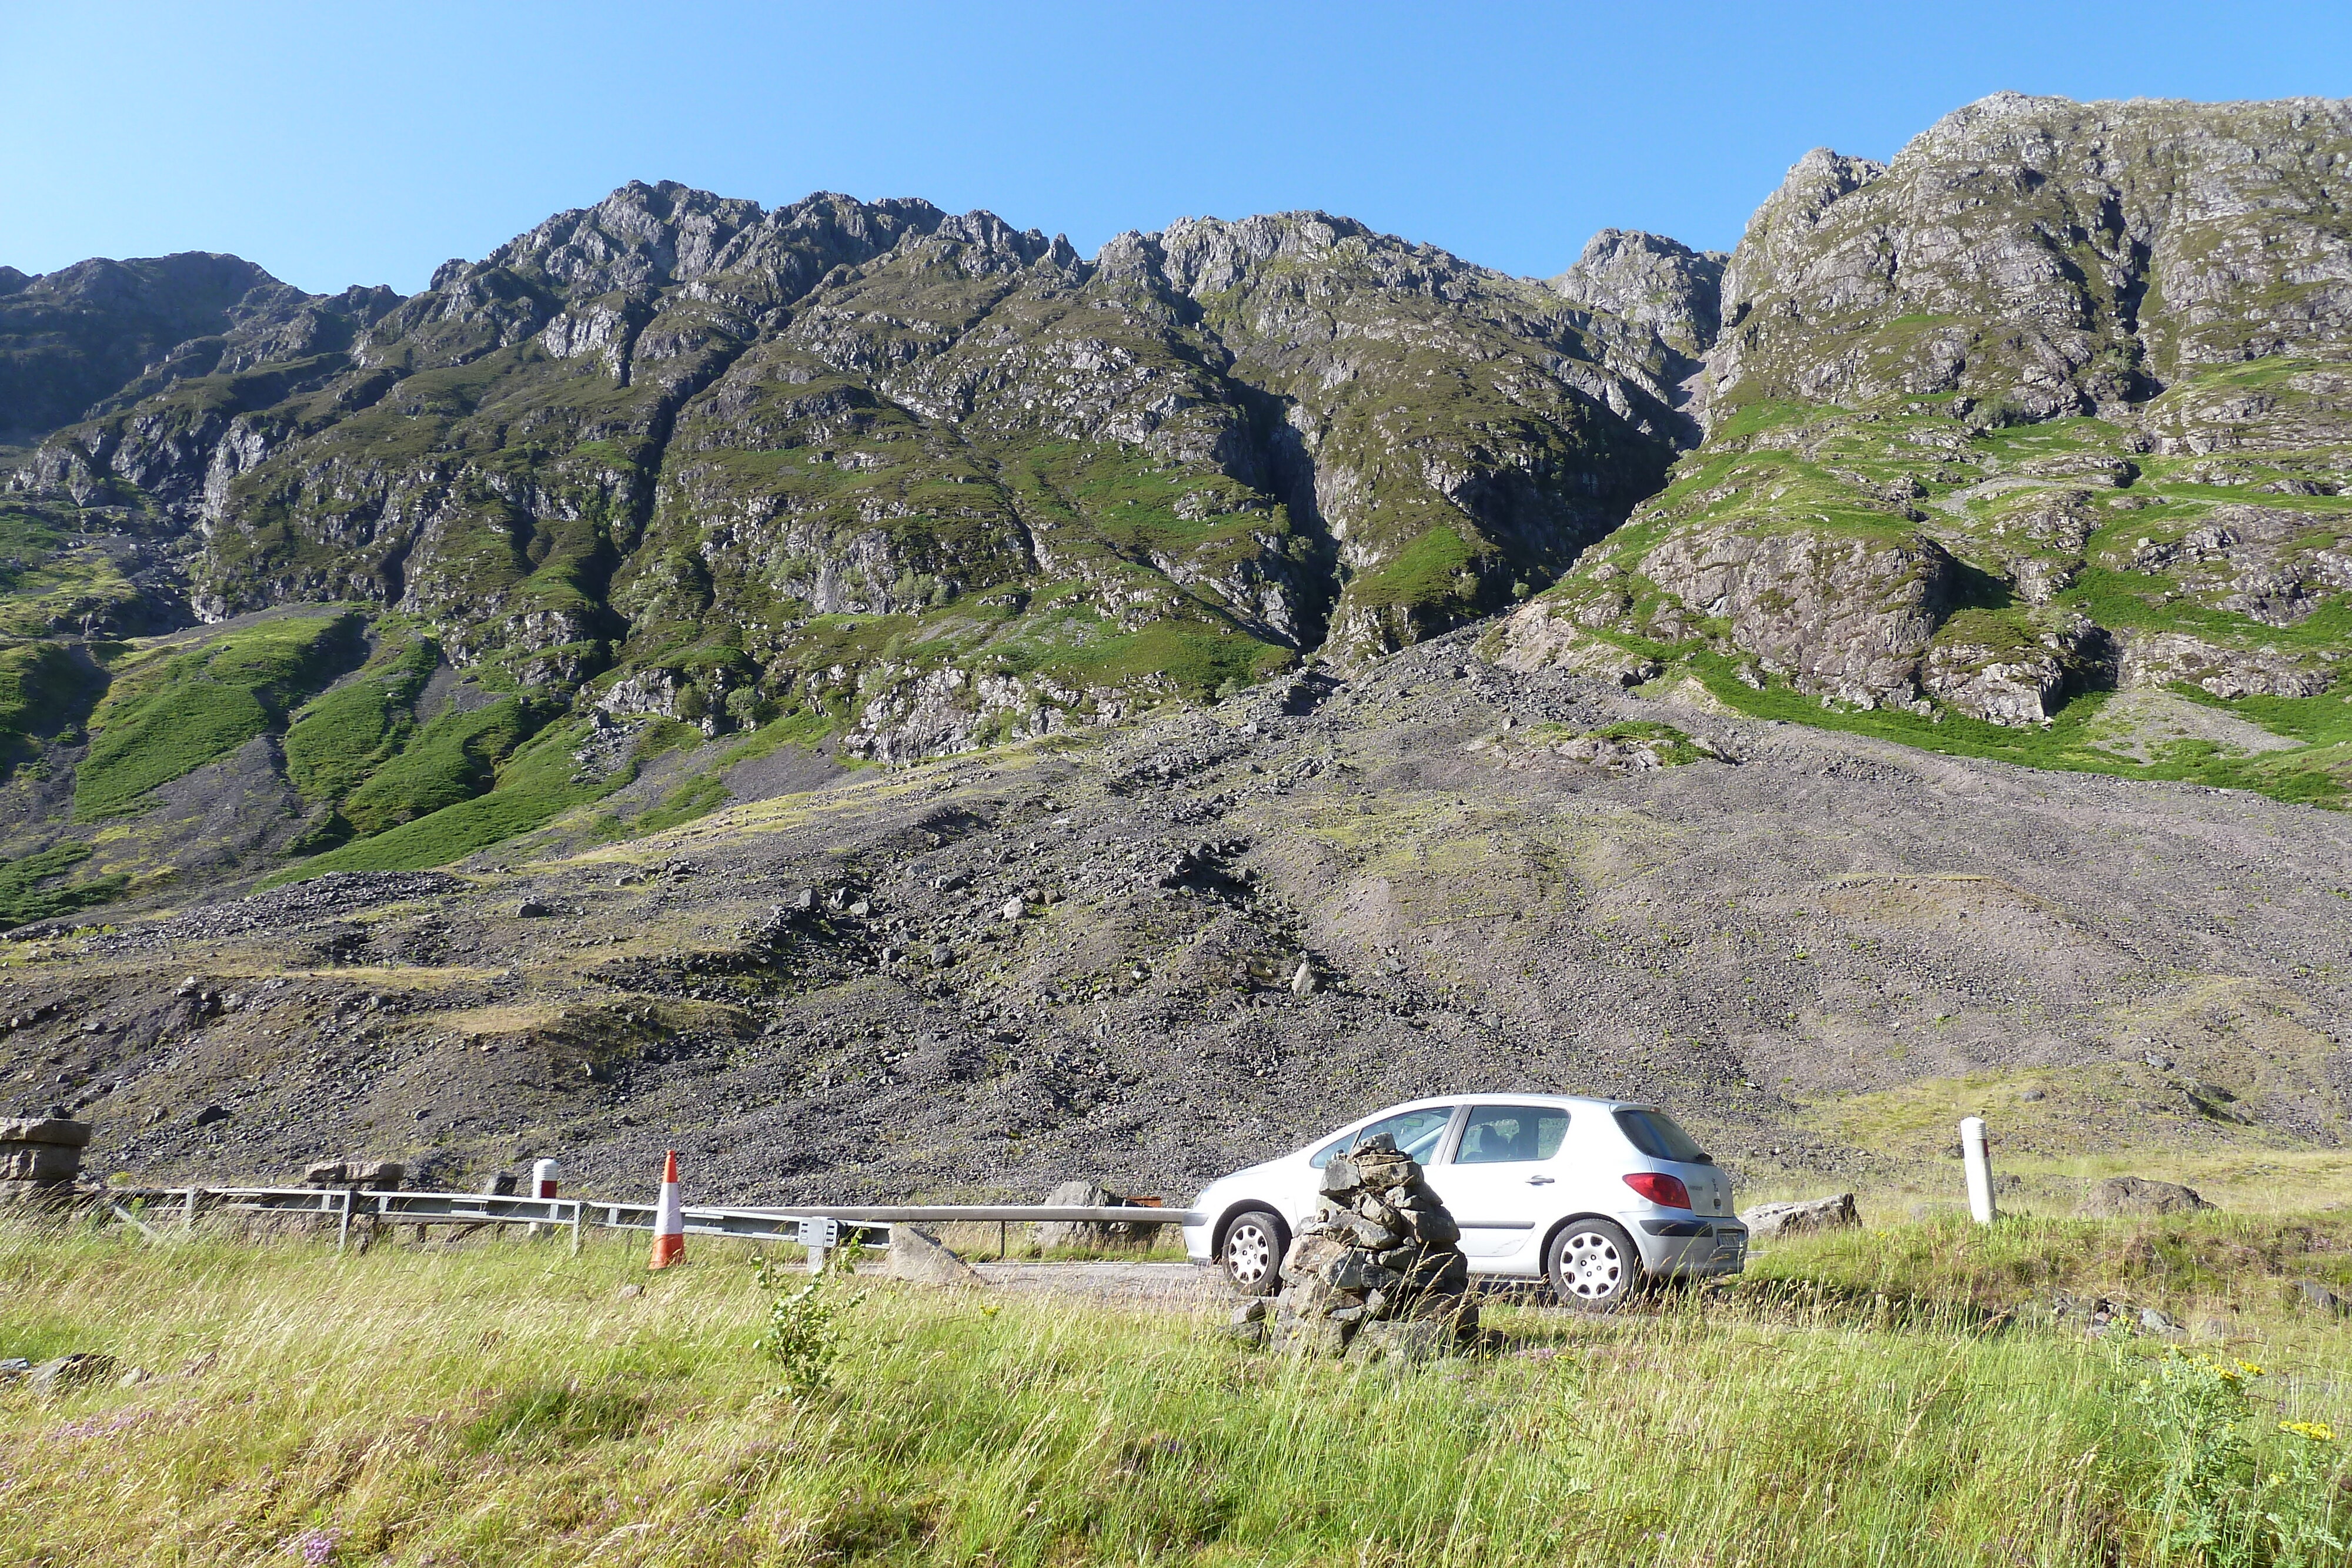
[1,1219,2346,1566]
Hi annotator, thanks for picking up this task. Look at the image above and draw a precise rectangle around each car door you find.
[1292,1104,1459,1230]
[1425,1103,1572,1268]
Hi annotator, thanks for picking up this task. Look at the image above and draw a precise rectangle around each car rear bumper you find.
[1635,1218,1748,1278]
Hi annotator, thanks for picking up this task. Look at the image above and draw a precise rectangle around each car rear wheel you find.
[1546,1218,1644,1312]
[1221,1208,1287,1296]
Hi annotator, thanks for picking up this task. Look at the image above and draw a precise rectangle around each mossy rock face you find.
[1709,95,2352,423]
[9,185,1704,804]
[1491,94,2352,806]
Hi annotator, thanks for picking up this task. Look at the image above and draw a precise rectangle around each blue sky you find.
[4,1,2347,295]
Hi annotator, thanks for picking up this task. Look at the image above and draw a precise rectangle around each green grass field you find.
[3,1211,2348,1566]
[75,613,365,821]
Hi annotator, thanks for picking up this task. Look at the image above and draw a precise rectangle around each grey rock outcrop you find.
[1035,1179,1166,1250]
[1517,92,2352,754]
[2298,1279,2350,1317]
[1739,1192,1860,1241]
[0,1116,89,1201]
[302,1159,403,1191]
[2079,1176,2216,1216]
[1552,229,1727,363]
[1708,93,2352,425]
[885,1222,981,1286]
[1035,1179,1120,1249]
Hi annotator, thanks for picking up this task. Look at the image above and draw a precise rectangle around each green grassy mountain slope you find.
[1501,92,2352,809]
[0,186,1707,912]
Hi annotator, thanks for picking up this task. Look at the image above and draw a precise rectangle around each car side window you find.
[1308,1106,1455,1167]
[1453,1105,1570,1164]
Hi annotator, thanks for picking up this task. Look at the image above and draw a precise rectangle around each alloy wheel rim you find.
[1228,1223,1272,1285]
[1563,1232,1622,1298]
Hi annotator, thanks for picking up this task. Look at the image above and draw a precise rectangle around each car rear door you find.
[1424,1102,1572,1268]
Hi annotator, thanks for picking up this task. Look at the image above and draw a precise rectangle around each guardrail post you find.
[182,1187,196,1235]
[1961,1116,1996,1225]
[569,1200,583,1256]
[335,1188,354,1253]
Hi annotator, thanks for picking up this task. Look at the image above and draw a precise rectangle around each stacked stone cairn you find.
[0,1115,91,1203]
[1237,1133,1484,1361]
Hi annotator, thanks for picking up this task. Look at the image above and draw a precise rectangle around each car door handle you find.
[1525,1175,1555,1186]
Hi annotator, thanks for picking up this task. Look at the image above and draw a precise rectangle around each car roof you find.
[1359,1092,1642,1116]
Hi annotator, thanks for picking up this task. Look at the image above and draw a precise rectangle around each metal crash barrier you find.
[102,1186,1202,1259]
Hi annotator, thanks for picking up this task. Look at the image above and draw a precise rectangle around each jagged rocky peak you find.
[1514,92,2352,758]
[1152,210,1374,292]
[0,173,1695,854]
[1550,229,1727,361]
[487,179,766,293]
[0,251,301,447]
[1706,91,2352,427]
[440,182,1087,305]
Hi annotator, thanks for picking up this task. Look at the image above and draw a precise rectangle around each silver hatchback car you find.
[1181,1094,1746,1308]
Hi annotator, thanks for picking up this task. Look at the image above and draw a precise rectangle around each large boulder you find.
[0,1116,88,1193]
[0,1144,82,1182]
[0,1118,93,1148]
[303,1160,404,1191]
[2080,1177,2216,1217]
[1035,1180,1165,1251]
[1740,1193,1860,1241]
[886,1223,981,1287]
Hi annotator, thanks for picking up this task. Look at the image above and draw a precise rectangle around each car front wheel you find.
[1221,1208,1287,1296]
[1546,1218,1644,1312]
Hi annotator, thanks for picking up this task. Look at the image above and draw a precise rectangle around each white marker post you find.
[526,1157,560,1239]
[1960,1116,1997,1225]
[796,1215,840,1276]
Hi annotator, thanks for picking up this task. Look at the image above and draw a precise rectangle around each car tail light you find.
[1623,1171,1691,1209]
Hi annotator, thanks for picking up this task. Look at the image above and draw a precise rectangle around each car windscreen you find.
[1310,1106,1454,1167]
[1613,1108,1711,1164]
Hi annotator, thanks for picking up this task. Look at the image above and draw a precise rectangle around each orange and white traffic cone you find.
[648,1150,684,1270]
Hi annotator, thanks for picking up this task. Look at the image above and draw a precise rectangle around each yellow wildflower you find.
[2280,1420,2337,1443]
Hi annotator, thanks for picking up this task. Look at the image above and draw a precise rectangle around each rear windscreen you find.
[1613,1108,1711,1164]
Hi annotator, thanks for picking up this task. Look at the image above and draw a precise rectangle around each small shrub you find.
[754,1248,865,1399]
[2127,1349,2349,1565]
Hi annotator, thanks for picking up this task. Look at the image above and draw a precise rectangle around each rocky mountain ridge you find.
[1505,91,2352,813]
[0,183,1714,909]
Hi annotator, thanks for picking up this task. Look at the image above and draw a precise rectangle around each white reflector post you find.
[532,1158,560,1199]
[796,1215,840,1276]
[1960,1116,1996,1225]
